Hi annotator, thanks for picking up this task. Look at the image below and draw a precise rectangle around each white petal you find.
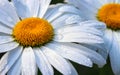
[46,11,63,23]
[33,48,53,75]
[45,5,64,22]
[54,31,104,43]
[105,0,115,3]
[47,43,93,67]
[51,14,82,29]
[21,47,37,75]
[96,0,109,4]
[0,0,19,28]
[69,43,106,67]
[66,0,102,8]
[81,43,108,59]
[102,29,113,59]
[44,4,63,19]
[50,42,106,67]
[51,14,72,29]
[55,25,103,37]
[42,46,71,75]
[115,0,120,3]
[0,42,19,53]
[0,23,12,35]
[78,20,106,30]
[109,31,120,75]
[65,15,83,24]
[54,20,105,43]
[7,55,21,75]
[58,4,82,15]
[67,61,78,75]
[83,0,103,8]
[104,29,113,52]
[12,0,40,18]
[0,46,22,75]
[0,35,14,44]
[54,4,83,20]
[65,0,98,20]
[114,31,120,44]
[45,4,81,22]
[39,0,51,18]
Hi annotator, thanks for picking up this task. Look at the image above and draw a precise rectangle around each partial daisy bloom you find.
[65,0,120,74]
[0,0,106,75]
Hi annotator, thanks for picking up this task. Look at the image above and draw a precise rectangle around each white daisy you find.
[65,0,120,74]
[0,0,106,75]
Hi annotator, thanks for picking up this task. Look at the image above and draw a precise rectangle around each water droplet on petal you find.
[88,34,92,36]
[54,34,63,40]
[57,29,64,34]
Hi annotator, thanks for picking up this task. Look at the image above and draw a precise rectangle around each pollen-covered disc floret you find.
[97,4,120,30]
[12,17,54,47]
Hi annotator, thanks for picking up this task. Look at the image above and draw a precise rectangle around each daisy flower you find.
[65,0,120,74]
[0,0,106,75]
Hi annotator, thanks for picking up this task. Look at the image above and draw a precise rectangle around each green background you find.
[0,0,114,75]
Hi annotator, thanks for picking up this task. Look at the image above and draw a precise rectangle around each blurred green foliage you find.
[51,0,64,4]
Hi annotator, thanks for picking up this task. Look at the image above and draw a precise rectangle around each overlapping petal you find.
[0,0,19,28]
[33,48,54,75]
[0,46,22,74]
[21,47,37,75]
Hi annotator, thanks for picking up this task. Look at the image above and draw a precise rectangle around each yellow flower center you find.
[97,4,120,30]
[12,17,54,47]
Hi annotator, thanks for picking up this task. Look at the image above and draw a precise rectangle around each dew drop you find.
[88,34,92,36]
[57,28,64,34]
[54,34,63,40]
